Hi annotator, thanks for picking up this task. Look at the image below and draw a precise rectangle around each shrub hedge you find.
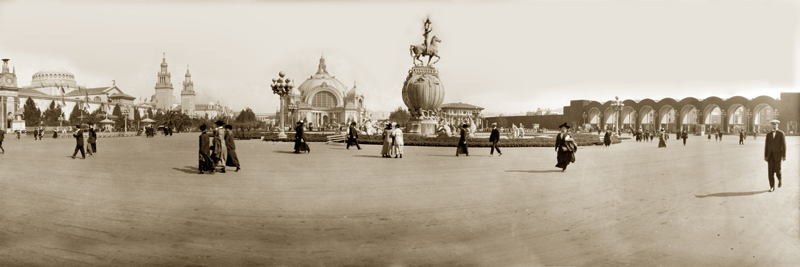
[259,132,620,147]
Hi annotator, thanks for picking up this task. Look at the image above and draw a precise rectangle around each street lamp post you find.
[270,71,294,139]
[288,103,297,127]
[582,112,587,130]
[122,108,129,133]
[610,96,624,135]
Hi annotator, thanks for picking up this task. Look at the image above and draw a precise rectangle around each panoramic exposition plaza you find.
[1,2,799,266]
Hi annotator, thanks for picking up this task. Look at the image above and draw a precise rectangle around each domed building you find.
[288,56,366,128]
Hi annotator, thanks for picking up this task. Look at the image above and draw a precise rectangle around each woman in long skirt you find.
[658,128,667,148]
[381,123,393,158]
[555,123,576,172]
[391,123,404,158]
[456,124,469,156]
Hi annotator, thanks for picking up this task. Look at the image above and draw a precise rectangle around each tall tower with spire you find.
[181,66,196,116]
[154,53,173,110]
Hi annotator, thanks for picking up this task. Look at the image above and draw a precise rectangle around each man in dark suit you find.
[739,130,745,145]
[681,130,688,146]
[224,124,240,172]
[198,125,212,174]
[33,127,39,140]
[764,120,786,192]
[489,122,501,156]
[87,124,97,155]
[294,121,309,153]
[346,122,361,150]
[71,125,85,159]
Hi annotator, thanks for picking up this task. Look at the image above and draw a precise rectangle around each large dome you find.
[297,56,349,97]
[33,67,75,80]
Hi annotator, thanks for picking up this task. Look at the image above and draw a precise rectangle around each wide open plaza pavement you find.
[0,133,798,266]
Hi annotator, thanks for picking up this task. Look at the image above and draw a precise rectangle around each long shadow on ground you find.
[694,190,769,198]
[173,166,205,174]
[353,155,384,158]
[506,170,563,173]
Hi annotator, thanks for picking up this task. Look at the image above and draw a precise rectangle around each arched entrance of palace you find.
[587,107,601,132]
[603,108,616,131]
[620,106,636,133]
[752,103,775,134]
[639,106,655,132]
[703,105,723,134]
[727,104,746,133]
[658,105,676,133]
[680,105,699,134]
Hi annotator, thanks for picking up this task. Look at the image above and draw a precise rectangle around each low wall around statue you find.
[485,114,567,130]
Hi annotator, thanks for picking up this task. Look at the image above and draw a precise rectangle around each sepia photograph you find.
[0,0,798,266]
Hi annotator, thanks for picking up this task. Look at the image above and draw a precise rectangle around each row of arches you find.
[581,96,779,134]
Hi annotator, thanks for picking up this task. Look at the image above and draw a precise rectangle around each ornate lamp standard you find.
[270,71,293,139]
[610,96,624,134]
[121,108,129,133]
[287,103,297,127]
[582,112,587,130]
[630,111,638,135]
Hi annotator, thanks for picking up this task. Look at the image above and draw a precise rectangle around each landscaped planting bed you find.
[260,132,619,147]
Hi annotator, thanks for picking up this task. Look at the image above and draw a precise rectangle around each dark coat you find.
[489,128,500,142]
[603,132,611,144]
[459,128,467,144]
[295,125,305,142]
[224,129,236,150]
[88,128,97,144]
[73,129,84,145]
[0,130,4,141]
[764,130,786,160]
[199,132,210,155]
[348,126,358,140]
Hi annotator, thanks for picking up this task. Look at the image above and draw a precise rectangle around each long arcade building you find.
[487,93,799,135]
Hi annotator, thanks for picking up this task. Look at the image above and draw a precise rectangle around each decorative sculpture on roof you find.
[410,17,442,66]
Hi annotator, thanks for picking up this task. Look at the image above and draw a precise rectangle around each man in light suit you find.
[764,120,786,192]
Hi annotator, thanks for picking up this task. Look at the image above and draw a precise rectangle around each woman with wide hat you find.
[555,123,577,172]
[381,123,393,158]
[658,128,667,148]
[456,124,469,156]
[294,120,309,153]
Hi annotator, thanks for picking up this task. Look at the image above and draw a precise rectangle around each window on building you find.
[312,91,337,108]
[94,97,101,102]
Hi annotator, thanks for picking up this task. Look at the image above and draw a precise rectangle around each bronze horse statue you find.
[410,36,441,66]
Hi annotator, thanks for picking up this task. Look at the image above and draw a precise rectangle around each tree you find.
[147,107,154,119]
[112,105,123,129]
[133,107,141,121]
[69,104,82,125]
[22,97,42,126]
[235,107,257,123]
[388,107,410,127]
[42,100,61,126]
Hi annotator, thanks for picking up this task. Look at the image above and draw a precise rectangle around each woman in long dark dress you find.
[658,128,667,148]
[555,123,576,172]
[456,124,469,156]
[381,123,393,157]
[294,121,309,153]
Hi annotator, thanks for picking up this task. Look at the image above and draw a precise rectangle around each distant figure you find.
[381,123,393,158]
[708,132,711,141]
[294,121,309,154]
[681,130,688,146]
[739,130,745,145]
[71,125,85,159]
[224,124,240,172]
[33,127,39,140]
[764,120,786,192]
[554,123,576,172]
[0,129,5,154]
[456,124,469,156]
[715,131,719,141]
[392,123,404,158]
[718,131,723,141]
[88,125,97,155]
[603,131,611,147]
[489,122,502,157]
[658,128,667,148]
[53,128,58,139]
[213,120,227,173]
[346,122,361,150]
[198,125,212,174]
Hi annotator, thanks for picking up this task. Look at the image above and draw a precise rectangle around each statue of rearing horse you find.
[410,36,441,66]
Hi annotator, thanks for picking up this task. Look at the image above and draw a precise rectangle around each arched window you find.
[311,91,337,108]
[94,96,101,102]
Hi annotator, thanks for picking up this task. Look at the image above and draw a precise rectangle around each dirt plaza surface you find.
[0,133,798,266]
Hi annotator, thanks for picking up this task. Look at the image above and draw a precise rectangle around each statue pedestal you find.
[11,120,25,132]
[408,118,437,136]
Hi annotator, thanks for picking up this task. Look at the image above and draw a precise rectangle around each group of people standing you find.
[380,122,404,158]
[198,120,240,174]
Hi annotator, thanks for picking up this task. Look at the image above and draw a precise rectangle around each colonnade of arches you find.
[581,97,778,135]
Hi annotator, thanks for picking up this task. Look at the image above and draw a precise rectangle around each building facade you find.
[439,102,484,129]
[287,56,367,128]
[154,54,173,111]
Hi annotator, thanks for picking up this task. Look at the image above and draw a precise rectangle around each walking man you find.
[33,127,39,140]
[489,122,502,156]
[764,120,786,192]
[346,122,361,150]
[681,130,688,146]
[71,125,85,159]
[739,130,745,145]
[198,125,212,174]
[0,129,5,154]
[456,124,469,156]
[224,124,240,172]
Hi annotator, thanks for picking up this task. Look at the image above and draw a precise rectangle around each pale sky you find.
[0,0,797,116]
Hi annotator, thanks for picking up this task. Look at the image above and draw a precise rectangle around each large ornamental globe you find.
[402,68,445,111]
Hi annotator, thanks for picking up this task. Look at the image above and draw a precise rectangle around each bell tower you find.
[181,66,196,116]
[154,53,173,110]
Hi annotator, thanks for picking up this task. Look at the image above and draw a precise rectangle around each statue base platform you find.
[11,120,25,132]
[408,118,438,136]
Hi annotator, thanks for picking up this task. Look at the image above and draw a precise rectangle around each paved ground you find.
[0,133,798,266]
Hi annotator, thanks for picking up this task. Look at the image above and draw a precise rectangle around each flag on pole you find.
[60,85,66,106]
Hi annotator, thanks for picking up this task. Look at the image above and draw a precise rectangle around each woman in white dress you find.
[391,123,404,158]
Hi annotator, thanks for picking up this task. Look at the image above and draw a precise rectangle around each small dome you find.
[185,69,191,77]
[208,101,215,106]
[346,81,363,99]
[34,67,74,77]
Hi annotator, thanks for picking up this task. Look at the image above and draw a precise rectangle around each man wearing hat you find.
[347,122,361,150]
[555,123,576,171]
[71,125,85,159]
[456,123,469,156]
[764,120,786,192]
[489,122,501,156]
